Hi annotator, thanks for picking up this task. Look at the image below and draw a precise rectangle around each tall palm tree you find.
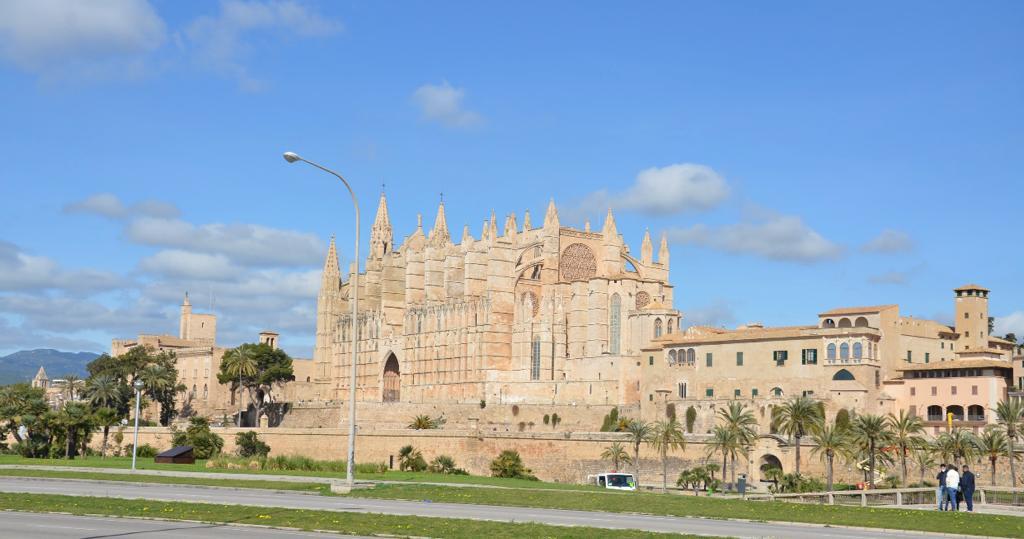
[775,396,822,475]
[647,418,686,492]
[625,419,653,489]
[223,346,259,422]
[85,374,121,409]
[994,398,1024,489]
[849,413,892,488]
[600,441,632,472]
[912,443,936,486]
[61,374,83,401]
[717,401,758,484]
[706,424,737,483]
[887,410,925,486]
[976,426,1008,486]
[935,428,978,467]
[92,407,121,458]
[809,422,850,491]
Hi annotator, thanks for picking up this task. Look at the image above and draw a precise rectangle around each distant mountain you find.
[0,349,101,386]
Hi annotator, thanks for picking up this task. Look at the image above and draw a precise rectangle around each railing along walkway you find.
[747,486,1024,508]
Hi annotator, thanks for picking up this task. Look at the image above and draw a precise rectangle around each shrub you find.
[543,414,550,425]
[479,399,486,409]
[136,443,158,458]
[685,406,697,433]
[512,405,520,416]
[600,407,619,431]
[489,449,537,480]
[517,421,526,432]
[550,413,561,427]
[235,431,270,458]
[398,445,427,472]
[666,403,676,421]
[835,408,851,431]
[356,462,389,474]
[170,416,224,459]
[428,455,468,475]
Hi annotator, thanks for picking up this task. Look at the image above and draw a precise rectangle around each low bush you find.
[489,449,537,480]
[170,417,223,459]
[235,431,270,458]
[428,455,468,475]
[398,445,427,472]
[136,444,158,458]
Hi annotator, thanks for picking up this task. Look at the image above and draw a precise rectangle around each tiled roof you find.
[954,283,989,292]
[819,305,898,316]
[896,358,1011,371]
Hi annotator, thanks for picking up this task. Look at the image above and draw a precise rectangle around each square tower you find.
[954,284,989,351]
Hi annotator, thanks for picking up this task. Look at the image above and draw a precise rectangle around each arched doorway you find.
[382,354,400,403]
[759,454,783,482]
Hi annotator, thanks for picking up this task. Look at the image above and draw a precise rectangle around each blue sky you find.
[1,1,1022,358]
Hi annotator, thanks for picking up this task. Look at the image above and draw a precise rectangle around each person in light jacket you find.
[943,465,960,511]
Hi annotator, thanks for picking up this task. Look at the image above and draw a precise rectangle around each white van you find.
[587,472,637,491]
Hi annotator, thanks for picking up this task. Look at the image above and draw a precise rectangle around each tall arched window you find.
[667,319,675,334]
[654,318,663,338]
[202,384,208,399]
[531,336,541,380]
[852,342,862,359]
[840,343,850,359]
[609,294,621,354]
[687,348,695,365]
[827,343,837,360]
[668,350,677,365]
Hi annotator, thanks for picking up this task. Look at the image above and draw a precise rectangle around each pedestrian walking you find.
[960,465,976,512]
[935,464,947,510]
[943,465,960,511]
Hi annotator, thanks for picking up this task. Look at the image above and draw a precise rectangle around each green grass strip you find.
[0,468,328,493]
[0,492,706,539]
[349,483,1024,538]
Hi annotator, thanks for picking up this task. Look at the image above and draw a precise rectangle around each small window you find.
[706,353,713,367]
[771,387,782,397]
[906,350,912,362]
[678,382,687,398]
[964,312,969,319]
[773,350,788,365]
[734,388,741,397]
[840,343,849,360]
[752,388,759,397]
[705,388,714,397]
[925,352,930,363]
[736,352,743,366]
[931,386,937,396]
[972,385,978,395]
[951,386,957,396]
[649,394,653,401]
[801,349,817,365]
[910,387,916,396]
[802,390,814,397]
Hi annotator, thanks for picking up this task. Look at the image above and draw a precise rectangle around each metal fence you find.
[747,486,1024,508]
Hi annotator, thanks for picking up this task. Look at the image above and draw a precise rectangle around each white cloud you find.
[0,241,123,293]
[412,80,483,128]
[0,0,166,78]
[138,250,239,280]
[64,193,180,220]
[862,229,914,254]
[582,164,730,216]
[994,312,1024,341]
[867,271,909,285]
[182,0,342,91]
[125,217,324,267]
[682,300,736,329]
[668,214,842,263]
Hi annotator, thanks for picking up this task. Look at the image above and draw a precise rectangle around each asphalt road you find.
[0,511,367,539]
[0,476,955,539]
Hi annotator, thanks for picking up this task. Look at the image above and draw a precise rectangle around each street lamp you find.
[131,378,145,471]
[283,151,360,489]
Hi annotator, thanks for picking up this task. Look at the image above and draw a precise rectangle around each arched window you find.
[827,343,837,360]
[823,318,836,328]
[946,405,964,421]
[667,319,674,334]
[531,336,541,381]
[654,318,663,339]
[668,350,677,365]
[202,384,208,399]
[609,294,621,354]
[852,342,863,359]
[838,318,852,328]
[968,405,985,421]
[687,348,696,365]
[771,387,783,397]
[854,316,869,327]
[832,369,855,381]
[840,343,849,359]
[927,405,943,421]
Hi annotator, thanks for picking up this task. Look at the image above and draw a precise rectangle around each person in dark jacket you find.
[936,464,947,510]
[960,465,976,512]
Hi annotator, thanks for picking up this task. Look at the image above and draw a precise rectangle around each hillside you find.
[0,349,101,385]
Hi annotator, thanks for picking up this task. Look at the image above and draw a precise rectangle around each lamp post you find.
[283,151,360,488]
[131,378,144,471]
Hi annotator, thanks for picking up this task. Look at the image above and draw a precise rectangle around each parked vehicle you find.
[587,472,637,491]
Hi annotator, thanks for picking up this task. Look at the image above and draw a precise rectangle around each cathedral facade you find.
[313,195,681,408]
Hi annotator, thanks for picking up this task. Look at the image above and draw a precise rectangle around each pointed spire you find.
[543,198,559,229]
[504,212,518,239]
[658,232,670,267]
[35,366,48,380]
[584,219,591,233]
[429,201,451,247]
[522,210,532,232]
[322,235,340,276]
[462,224,472,244]
[641,229,653,265]
[488,210,498,241]
[481,219,490,241]
[602,207,618,238]
[370,192,393,258]
[182,291,191,306]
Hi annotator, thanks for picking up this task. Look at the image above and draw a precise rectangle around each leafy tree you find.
[57,402,94,459]
[489,449,536,480]
[600,407,620,432]
[600,441,631,471]
[775,396,823,475]
[87,346,181,425]
[685,405,697,434]
[809,422,850,491]
[397,445,427,472]
[624,419,653,488]
[648,418,686,493]
[887,410,925,486]
[61,375,84,401]
[170,416,224,459]
[235,430,271,458]
[994,398,1024,489]
[217,343,294,427]
[976,426,1008,486]
[717,401,757,485]
[92,407,121,458]
[0,384,48,445]
[849,413,893,487]
[139,364,184,426]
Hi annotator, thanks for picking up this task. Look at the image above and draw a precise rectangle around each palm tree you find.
[809,422,850,491]
[624,419,653,488]
[717,401,758,484]
[92,407,121,458]
[994,398,1024,490]
[85,374,121,409]
[849,413,892,488]
[408,414,435,429]
[61,374,83,401]
[976,426,1008,486]
[935,428,978,467]
[223,346,259,424]
[775,396,822,475]
[912,443,936,486]
[647,418,686,492]
[706,424,737,483]
[601,441,632,472]
[887,410,925,486]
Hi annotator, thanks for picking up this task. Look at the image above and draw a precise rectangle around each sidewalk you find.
[881,503,1023,516]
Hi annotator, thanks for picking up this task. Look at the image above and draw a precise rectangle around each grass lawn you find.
[0,468,329,493]
[0,455,598,490]
[0,492,706,539]
[348,483,1024,538]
